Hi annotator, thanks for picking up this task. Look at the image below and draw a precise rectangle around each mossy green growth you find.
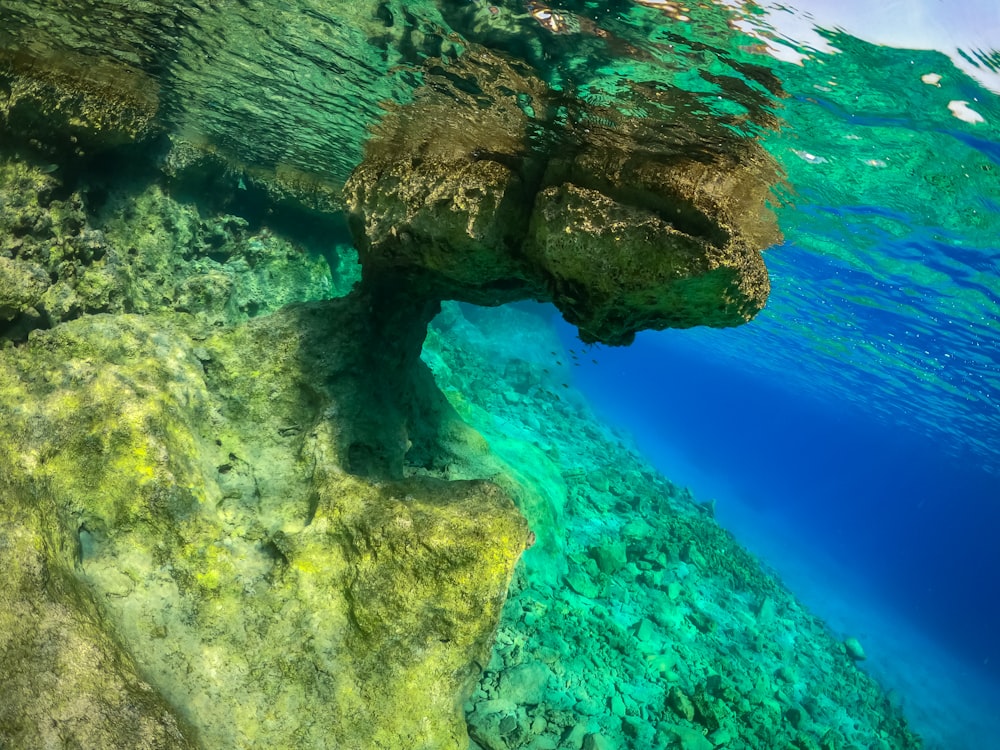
[0,445,196,748]
[92,183,344,323]
[0,255,48,320]
[0,157,353,342]
[0,301,527,749]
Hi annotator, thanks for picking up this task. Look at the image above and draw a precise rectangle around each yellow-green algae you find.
[0,304,528,749]
[0,155,349,342]
[0,430,196,748]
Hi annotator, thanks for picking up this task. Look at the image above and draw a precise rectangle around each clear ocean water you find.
[544,1,1000,745]
[3,0,999,747]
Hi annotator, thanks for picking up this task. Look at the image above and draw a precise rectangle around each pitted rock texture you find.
[526,183,769,344]
[345,47,781,346]
[0,303,528,750]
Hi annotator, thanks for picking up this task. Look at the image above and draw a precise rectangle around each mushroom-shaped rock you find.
[345,50,547,305]
[526,183,769,345]
[345,46,782,346]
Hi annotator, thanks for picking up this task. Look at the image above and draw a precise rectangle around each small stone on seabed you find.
[844,636,867,661]
[497,662,552,705]
[582,732,613,750]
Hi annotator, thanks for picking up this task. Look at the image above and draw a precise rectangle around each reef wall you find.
[0,203,529,747]
[0,154,919,750]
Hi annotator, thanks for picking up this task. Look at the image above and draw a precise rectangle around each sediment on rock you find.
[0,302,528,749]
[344,46,782,347]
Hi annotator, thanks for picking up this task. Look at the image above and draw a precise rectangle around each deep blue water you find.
[563,322,1000,686]
[541,19,1000,733]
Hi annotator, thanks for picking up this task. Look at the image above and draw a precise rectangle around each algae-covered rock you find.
[0,302,527,749]
[0,256,49,320]
[0,50,161,156]
[525,182,769,344]
[344,48,546,306]
[496,662,553,705]
[668,726,715,750]
[0,0,398,198]
[345,46,781,347]
[591,538,628,575]
[0,480,196,749]
[0,156,344,342]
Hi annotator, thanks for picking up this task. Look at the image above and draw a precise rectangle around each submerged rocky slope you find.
[426,304,919,750]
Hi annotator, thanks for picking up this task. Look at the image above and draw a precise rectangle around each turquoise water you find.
[536,3,1000,746]
[3,0,999,747]
[432,0,1000,745]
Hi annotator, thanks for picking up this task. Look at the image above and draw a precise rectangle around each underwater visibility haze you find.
[0,0,998,749]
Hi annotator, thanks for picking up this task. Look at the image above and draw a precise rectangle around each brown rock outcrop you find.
[345,46,782,346]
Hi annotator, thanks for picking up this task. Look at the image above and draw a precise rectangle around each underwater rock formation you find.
[4,1,782,346]
[345,47,780,346]
[0,0,451,205]
[0,3,918,749]
[0,40,160,157]
[0,304,527,748]
[0,157,341,342]
[0,478,196,749]
[0,59,537,743]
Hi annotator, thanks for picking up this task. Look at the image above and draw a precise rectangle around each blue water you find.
[541,27,1000,732]
[553,222,1000,747]
[565,322,1000,669]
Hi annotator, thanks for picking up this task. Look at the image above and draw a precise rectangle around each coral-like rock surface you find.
[0,304,527,749]
[345,48,781,346]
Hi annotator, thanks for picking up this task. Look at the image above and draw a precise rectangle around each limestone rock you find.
[344,49,546,306]
[0,159,341,345]
[0,486,196,749]
[345,46,782,347]
[669,726,715,750]
[0,304,527,749]
[582,732,615,750]
[591,539,628,575]
[667,686,697,721]
[0,256,49,320]
[844,637,867,661]
[0,50,161,156]
[497,662,553,705]
[564,557,602,598]
[525,182,768,344]
[348,154,532,296]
